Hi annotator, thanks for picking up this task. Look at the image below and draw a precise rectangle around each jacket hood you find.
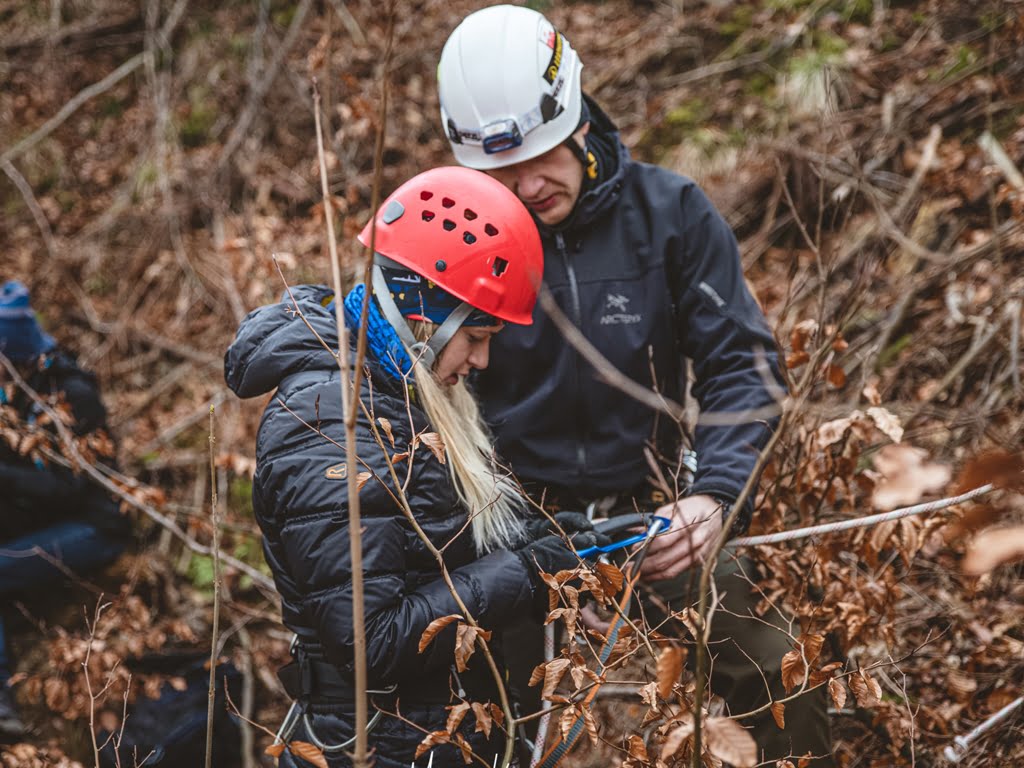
[225,285,340,399]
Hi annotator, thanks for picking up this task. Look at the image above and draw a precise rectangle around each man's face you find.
[486,125,589,227]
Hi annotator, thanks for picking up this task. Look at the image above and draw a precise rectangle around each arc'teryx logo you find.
[601,293,641,325]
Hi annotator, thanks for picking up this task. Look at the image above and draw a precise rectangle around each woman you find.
[225,168,602,767]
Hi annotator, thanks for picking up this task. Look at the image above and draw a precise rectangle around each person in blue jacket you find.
[0,280,131,739]
[438,6,833,764]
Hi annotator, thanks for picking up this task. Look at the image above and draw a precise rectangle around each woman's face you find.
[433,323,504,385]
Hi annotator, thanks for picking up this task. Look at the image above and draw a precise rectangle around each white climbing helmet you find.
[438,4,584,170]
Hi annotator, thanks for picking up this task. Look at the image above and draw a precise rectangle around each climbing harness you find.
[271,634,397,753]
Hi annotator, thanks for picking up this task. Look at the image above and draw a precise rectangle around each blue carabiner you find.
[575,515,672,559]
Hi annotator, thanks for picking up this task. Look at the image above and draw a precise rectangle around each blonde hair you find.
[407,321,526,552]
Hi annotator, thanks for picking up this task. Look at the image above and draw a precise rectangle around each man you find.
[437,6,832,765]
[0,280,131,739]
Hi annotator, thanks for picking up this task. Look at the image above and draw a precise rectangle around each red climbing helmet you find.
[358,166,543,325]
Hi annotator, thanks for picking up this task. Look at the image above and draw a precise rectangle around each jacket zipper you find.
[556,232,588,477]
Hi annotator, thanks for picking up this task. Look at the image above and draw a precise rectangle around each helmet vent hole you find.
[422,210,435,222]
[420,191,433,200]
[442,197,455,209]
[463,232,477,245]
[464,209,477,220]
[484,223,499,237]
[492,257,508,277]
[442,219,456,231]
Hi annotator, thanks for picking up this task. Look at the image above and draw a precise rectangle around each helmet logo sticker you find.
[543,31,564,85]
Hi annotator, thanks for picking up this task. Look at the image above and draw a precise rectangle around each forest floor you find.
[1,0,1023,766]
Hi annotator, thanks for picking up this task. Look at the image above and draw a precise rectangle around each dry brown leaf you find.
[638,681,659,711]
[786,350,810,369]
[780,634,823,693]
[849,671,882,708]
[770,701,785,729]
[625,734,649,762]
[417,431,447,464]
[828,678,847,710]
[656,646,685,700]
[542,658,571,701]
[288,742,329,768]
[955,450,1024,493]
[453,733,473,764]
[471,702,493,738]
[826,364,847,389]
[583,706,600,746]
[595,561,625,598]
[378,417,395,447]
[705,716,757,768]
[264,743,285,757]
[866,406,904,444]
[415,731,450,759]
[963,525,1024,574]
[454,622,491,673]
[871,444,950,510]
[446,701,471,735]
[417,614,462,653]
[356,471,372,491]
[660,716,695,760]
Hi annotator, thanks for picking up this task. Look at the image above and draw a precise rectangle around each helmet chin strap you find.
[370,261,474,372]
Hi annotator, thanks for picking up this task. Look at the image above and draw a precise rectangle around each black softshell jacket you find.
[475,100,785,529]
[225,286,533,767]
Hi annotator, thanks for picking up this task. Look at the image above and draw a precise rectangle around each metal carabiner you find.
[271,699,302,747]
[301,684,398,754]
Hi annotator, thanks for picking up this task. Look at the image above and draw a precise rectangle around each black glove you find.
[524,511,594,541]
[517,529,610,583]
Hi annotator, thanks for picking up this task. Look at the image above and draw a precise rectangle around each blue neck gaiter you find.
[341,284,414,382]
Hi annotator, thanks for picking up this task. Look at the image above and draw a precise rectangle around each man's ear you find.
[575,122,591,145]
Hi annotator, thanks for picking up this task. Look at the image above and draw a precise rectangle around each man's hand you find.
[640,494,725,581]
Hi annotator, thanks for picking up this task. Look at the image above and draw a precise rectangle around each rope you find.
[727,485,994,548]
[530,624,555,767]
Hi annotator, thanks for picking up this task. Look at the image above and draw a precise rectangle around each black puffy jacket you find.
[0,350,128,541]
[225,286,535,767]
[475,98,786,530]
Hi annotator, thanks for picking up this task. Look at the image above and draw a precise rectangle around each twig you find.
[205,406,223,768]
[728,485,995,547]
[892,125,942,223]
[978,130,1024,191]
[907,316,1005,422]
[0,158,58,257]
[326,0,367,45]
[84,598,113,768]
